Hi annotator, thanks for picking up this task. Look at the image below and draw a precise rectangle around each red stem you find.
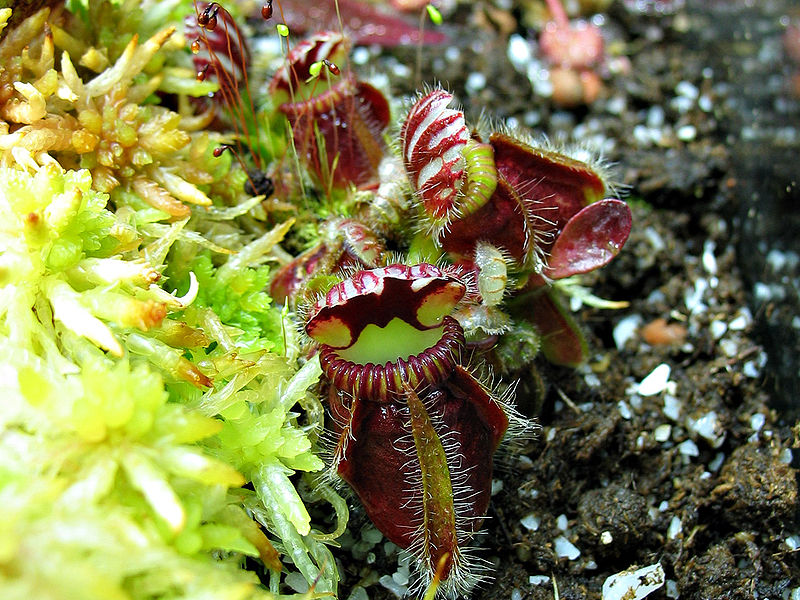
[544,0,569,28]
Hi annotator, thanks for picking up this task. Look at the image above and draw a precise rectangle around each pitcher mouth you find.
[318,315,465,401]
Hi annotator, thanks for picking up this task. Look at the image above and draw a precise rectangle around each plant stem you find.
[545,0,569,28]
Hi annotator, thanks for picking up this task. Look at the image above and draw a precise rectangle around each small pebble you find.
[351,47,370,65]
[524,110,541,126]
[644,227,666,251]
[638,364,672,396]
[614,314,643,349]
[750,413,766,431]
[398,550,413,568]
[511,588,523,600]
[709,320,727,339]
[677,125,697,141]
[702,240,718,274]
[678,439,700,457]
[392,567,410,586]
[532,74,554,98]
[606,95,626,115]
[667,516,683,540]
[352,539,374,559]
[647,105,665,128]
[671,95,694,113]
[685,278,708,312]
[370,72,390,90]
[602,563,665,600]
[465,71,487,94]
[521,514,540,531]
[663,395,682,421]
[584,373,601,387]
[391,62,411,78]
[633,124,653,146]
[557,514,569,531]
[445,46,460,62]
[709,452,725,471]
[379,575,406,597]
[666,579,680,599]
[529,575,550,585]
[766,248,799,271]
[347,586,369,600]
[729,310,752,330]
[687,411,725,448]
[719,338,739,357]
[554,536,580,560]
[654,424,672,442]
[507,34,532,68]
[601,531,614,545]
[675,80,699,99]
[361,526,383,544]
[754,281,775,301]
[618,400,633,420]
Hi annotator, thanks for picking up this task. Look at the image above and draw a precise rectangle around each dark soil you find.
[327,0,800,598]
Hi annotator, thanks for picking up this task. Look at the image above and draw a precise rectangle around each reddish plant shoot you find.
[538,0,606,105]
[540,0,604,69]
[269,31,391,189]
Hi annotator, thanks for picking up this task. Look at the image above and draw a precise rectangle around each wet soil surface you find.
[324,0,800,598]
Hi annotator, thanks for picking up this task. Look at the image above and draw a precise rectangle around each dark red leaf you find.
[490,132,606,235]
[332,366,506,573]
[525,286,588,367]
[545,198,632,280]
[275,0,448,46]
